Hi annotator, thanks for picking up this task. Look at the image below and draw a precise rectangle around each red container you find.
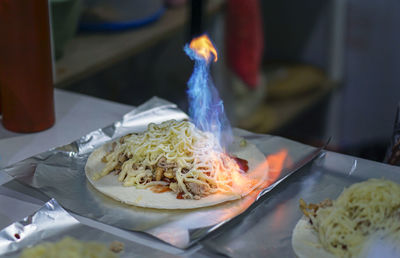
[0,0,55,133]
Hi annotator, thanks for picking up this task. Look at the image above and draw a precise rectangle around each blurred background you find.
[50,0,400,162]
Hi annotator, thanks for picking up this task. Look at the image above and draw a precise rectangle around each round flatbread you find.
[292,216,400,258]
[85,137,266,209]
[292,216,336,258]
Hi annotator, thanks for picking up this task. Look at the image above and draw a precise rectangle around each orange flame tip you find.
[189,34,218,62]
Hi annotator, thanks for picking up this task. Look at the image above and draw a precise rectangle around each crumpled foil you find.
[1,97,318,248]
[0,198,177,257]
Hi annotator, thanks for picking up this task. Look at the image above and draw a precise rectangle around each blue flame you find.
[184,38,232,149]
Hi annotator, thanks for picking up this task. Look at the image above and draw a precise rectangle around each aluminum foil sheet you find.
[0,198,177,257]
[0,188,42,231]
[201,151,400,257]
[1,97,319,248]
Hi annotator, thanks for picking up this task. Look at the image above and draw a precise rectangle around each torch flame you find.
[185,35,288,205]
[189,35,218,62]
[185,34,231,148]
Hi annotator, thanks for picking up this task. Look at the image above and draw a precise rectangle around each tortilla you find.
[292,216,400,258]
[292,216,336,258]
[293,179,400,257]
[85,137,266,209]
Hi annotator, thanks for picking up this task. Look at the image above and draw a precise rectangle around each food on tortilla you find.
[19,237,123,258]
[292,179,400,258]
[85,119,266,209]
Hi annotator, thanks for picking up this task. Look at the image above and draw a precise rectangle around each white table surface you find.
[0,89,202,256]
[0,89,133,169]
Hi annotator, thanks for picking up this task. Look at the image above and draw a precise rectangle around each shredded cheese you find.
[93,120,243,199]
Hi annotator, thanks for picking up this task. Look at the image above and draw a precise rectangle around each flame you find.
[189,35,218,62]
[265,149,288,183]
[216,149,289,222]
[208,149,288,197]
[232,149,288,195]
[185,35,232,148]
